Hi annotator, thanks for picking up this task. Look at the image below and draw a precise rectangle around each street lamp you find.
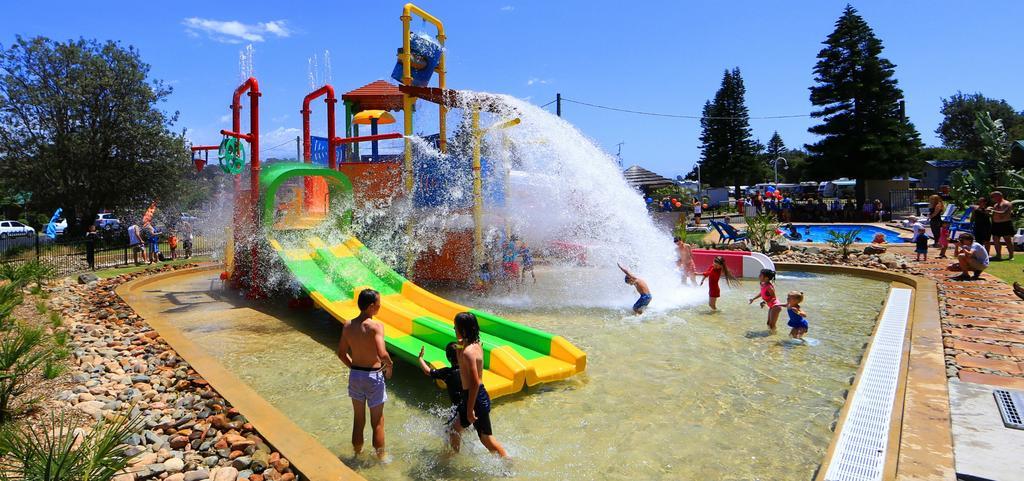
[771,156,788,185]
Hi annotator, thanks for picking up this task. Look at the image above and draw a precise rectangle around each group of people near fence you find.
[126,221,193,266]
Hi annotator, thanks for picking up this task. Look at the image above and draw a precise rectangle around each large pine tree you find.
[697,68,765,197]
[805,5,921,206]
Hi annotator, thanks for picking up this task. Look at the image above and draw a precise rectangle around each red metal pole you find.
[301,85,337,168]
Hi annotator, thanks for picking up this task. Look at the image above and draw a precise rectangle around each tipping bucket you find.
[391,32,442,87]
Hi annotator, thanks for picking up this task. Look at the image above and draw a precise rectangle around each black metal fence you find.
[0,233,220,276]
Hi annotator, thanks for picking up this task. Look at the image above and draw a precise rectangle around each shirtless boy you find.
[674,236,697,285]
[452,312,509,457]
[337,289,394,459]
[618,263,652,314]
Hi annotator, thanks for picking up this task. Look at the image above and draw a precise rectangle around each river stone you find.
[213,467,238,481]
[231,456,251,471]
[78,273,99,284]
[184,469,210,481]
[203,456,219,467]
[164,458,185,473]
[236,470,253,481]
[75,400,106,419]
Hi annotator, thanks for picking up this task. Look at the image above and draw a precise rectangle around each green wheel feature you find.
[218,136,246,175]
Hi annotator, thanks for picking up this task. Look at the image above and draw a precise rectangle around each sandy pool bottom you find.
[152,270,888,480]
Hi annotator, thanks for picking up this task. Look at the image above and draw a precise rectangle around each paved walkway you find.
[893,246,1024,389]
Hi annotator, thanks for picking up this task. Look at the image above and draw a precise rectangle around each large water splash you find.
[344,91,702,310]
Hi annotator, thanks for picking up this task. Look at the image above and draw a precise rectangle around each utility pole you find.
[556,93,561,117]
[615,142,624,168]
[295,136,301,162]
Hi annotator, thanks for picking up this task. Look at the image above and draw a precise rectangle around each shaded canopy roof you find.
[623,165,675,191]
[342,80,404,111]
[924,159,977,169]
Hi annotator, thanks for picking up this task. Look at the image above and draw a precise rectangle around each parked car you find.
[0,220,35,239]
[95,213,121,230]
[1013,228,1024,250]
[52,218,67,236]
[180,213,199,223]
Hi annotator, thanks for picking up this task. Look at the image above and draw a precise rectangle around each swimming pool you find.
[786,224,908,244]
[139,268,890,481]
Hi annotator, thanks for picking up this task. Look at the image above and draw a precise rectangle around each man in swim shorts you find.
[337,289,393,459]
[452,312,509,457]
[990,191,1015,261]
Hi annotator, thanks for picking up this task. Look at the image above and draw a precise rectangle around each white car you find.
[95,213,121,230]
[52,218,67,236]
[1014,228,1024,250]
[0,220,35,239]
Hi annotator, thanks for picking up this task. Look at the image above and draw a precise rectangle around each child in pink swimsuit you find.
[748,269,783,333]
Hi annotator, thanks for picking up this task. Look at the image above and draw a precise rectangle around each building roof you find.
[924,159,977,169]
[623,165,675,190]
[342,80,404,111]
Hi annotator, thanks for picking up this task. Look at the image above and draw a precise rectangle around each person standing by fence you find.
[128,224,143,266]
[928,195,945,247]
[84,225,98,270]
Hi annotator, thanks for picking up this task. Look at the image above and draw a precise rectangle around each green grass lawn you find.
[986,253,1024,286]
[93,256,212,279]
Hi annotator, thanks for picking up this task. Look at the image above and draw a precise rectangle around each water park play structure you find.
[187,3,586,397]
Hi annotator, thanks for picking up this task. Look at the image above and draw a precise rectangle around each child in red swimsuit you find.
[748,269,783,333]
[700,256,740,310]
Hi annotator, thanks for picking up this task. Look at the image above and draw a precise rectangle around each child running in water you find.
[748,269,783,333]
[417,343,462,430]
[700,255,740,310]
[452,312,508,457]
[618,263,651,315]
[518,240,536,284]
[674,237,697,286]
[785,291,809,340]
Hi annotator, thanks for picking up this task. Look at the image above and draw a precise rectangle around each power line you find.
[539,98,557,108]
[559,97,811,120]
[261,138,298,152]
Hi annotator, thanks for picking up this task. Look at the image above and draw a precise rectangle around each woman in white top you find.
[693,198,703,226]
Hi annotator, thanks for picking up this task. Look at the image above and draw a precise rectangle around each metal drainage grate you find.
[993,389,1024,430]
[823,288,912,481]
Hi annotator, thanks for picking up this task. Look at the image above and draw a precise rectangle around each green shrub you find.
[0,412,141,480]
[53,331,67,347]
[827,228,862,260]
[0,284,22,328]
[743,214,781,253]
[0,260,55,290]
[33,300,46,315]
[49,311,62,328]
[0,325,52,422]
[42,359,65,380]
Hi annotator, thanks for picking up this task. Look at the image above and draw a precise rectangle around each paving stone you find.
[954,354,1023,375]
[952,340,1014,357]
[949,328,1024,344]
[958,370,1024,389]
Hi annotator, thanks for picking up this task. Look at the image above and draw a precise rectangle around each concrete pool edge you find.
[116,264,366,481]
[776,263,954,481]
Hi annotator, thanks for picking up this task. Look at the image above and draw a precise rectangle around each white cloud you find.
[260,127,301,158]
[526,77,549,86]
[218,114,231,123]
[500,5,514,11]
[182,18,291,44]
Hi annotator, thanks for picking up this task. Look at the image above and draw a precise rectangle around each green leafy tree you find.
[937,92,1024,160]
[0,36,190,235]
[697,68,767,196]
[805,5,922,206]
[950,112,1024,219]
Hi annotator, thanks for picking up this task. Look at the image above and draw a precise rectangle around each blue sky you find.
[4,1,1023,179]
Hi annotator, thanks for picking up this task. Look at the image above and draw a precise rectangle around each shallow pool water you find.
[787,224,907,244]
[156,268,888,481]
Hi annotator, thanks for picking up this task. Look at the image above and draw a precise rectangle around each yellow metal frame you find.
[471,116,520,266]
[400,3,447,275]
